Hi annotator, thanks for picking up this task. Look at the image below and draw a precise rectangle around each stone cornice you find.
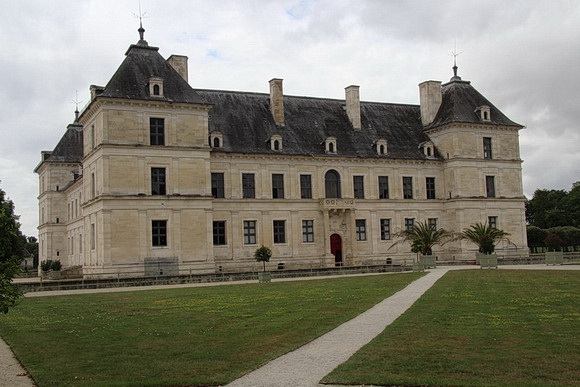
[424,122,523,135]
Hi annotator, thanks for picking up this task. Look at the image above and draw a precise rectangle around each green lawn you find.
[0,273,423,386]
[323,270,580,387]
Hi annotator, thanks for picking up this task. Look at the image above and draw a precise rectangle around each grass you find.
[323,270,580,387]
[0,272,423,386]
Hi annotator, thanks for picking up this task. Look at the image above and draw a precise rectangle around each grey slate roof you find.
[44,122,83,163]
[99,42,206,104]
[426,77,523,129]
[198,89,432,160]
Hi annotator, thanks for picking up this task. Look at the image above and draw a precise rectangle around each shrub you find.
[40,260,53,272]
[51,260,62,271]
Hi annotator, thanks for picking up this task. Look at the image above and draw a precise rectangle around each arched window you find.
[325,170,341,198]
[153,84,160,96]
[274,140,280,150]
[329,142,334,153]
[379,144,385,155]
[213,137,220,148]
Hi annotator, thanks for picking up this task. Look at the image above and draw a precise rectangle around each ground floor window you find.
[213,221,226,245]
[152,220,167,247]
[380,218,391,240]
[428,218,437,230]
[405,218,415,231]
[302,220,314,242]
[273,220,286,244]
[243,220,257,245]
[488,216,498,229]
[356,219,367,241]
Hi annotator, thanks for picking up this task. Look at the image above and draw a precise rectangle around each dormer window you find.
[375,139,388,155]
[149,77,164,98]
[420,141,436,158]
[209,131,223,148]
[477,105,491,122]
[268,134,283,151]
[324,137,337,154]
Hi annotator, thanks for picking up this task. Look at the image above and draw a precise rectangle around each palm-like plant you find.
[458,222,511,254]
[391,221,452,256]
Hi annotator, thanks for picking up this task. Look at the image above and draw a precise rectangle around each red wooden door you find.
[330,234,342,266]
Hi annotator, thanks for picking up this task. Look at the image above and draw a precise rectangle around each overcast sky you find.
[1,0,579,237]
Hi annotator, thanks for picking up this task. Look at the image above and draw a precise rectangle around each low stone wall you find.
[19,264,409,293]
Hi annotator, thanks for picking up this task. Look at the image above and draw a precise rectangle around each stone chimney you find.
[419,80,442,126]
[269,78,285,126]
[167,55,189,82]
[345,85,361,130]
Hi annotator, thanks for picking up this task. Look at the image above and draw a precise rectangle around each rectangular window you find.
[213,221,226,245]
[405,218,415,231]
[152,220,167,247]
[79,234,83,254]
[483,137,492,159]
[426,177,436,199]
[211,172,225,198]
[302,220,314,243]
[488,216,498,229]
[300,174,312,199]
[242,173,255,199]
[403,177,413,199]
[91,172,96,198]
[151,168,166,195]
[378,176,389,199]
[356,219,367,241]
[273,220,286,244]
[90,125,95,149]
[243,220,257,245]
[380,219,391,240]
[486,175,496,198]
[272,174,284,199]
[91,223,95,250]
[428,218,438,230]
[353,176,365,199]
[150,117,165,146]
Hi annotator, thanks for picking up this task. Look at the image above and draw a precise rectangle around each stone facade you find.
[36,32,527,278]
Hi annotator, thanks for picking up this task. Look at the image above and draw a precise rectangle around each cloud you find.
[0,0,579,237]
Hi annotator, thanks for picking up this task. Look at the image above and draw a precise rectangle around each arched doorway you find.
[330,234,342,266]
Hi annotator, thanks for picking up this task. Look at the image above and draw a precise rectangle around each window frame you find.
[150,117,165,146]
[243,220,257,245]
[486,175,496,198]
[353,175,365,199]
[152,220,168,247]
[483,137,493,159]
[273,220,286,244]
[151,167,166,196]
[403,176,413,199]
[426,177,436,200]
[212,221,226,246]
[356,219,367,241]
[405,218,415,231]
[302,220,314,243]
[300,174,312,199]
[272,173,285,199]
[242,173,255,199]
[211,172,225,198]
[378,176,389,199]
[380,218,391,240]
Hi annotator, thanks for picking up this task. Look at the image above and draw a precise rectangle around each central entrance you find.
[330,234,342,266]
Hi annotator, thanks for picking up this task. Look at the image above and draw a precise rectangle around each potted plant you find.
[544,234,564,265]
[40,260,52,279]
[49,260,62,280]
[458,222,510,269]
[391,221,452,271]
[254,245,272,283]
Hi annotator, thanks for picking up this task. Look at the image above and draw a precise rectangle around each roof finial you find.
[451,41,463,81]
[134,1,148,46]
[72,90,83,123]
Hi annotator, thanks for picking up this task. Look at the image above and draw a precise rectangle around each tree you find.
[391,221,452,256]
[526,182,580,228]
[254,245,272,272]
[0,183,25,313]
[458,222,511,254]
[526,226,547,253]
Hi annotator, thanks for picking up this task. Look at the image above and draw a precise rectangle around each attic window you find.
[149,77,164,98]
[420,141,436,159]
[210,132,223,148]
[325,137,337,154]
[269,134,283,151]
[477,105,491,122]
[375,139,388,155]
